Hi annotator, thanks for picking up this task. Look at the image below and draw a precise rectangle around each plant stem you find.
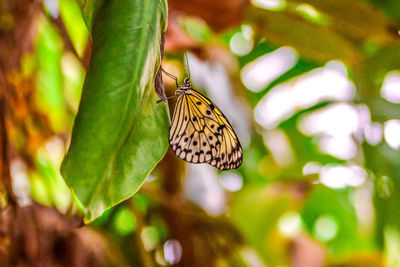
[129,200,155,267]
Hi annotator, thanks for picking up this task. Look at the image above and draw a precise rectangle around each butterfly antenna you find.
[161,67,179,87]
[184,51,191,80]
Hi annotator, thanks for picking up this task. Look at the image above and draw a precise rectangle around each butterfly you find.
[162,68,243,170]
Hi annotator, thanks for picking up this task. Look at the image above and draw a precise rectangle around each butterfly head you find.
[176,77,192,95]
[181,77,191,89]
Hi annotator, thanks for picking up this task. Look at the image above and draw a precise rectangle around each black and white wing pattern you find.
[169,89,242,170]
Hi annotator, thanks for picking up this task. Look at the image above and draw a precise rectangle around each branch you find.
[0,71,16,207]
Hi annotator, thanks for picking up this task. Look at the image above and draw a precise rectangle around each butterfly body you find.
[169,78,243,170]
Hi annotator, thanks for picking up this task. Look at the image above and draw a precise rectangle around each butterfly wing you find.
[189,89,243,170]
[169,89,242,170]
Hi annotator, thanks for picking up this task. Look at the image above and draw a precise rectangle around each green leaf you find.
[59,0,89,56]
[61,0,169,222]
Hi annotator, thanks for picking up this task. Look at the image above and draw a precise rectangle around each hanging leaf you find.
[61,0,169,222]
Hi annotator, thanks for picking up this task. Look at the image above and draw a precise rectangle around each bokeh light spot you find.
[113,207,136,235]
[11,159,31,206]
[278,211,302,237]
[381,71,400,103]
[219,172,243,192]
[299,103,358,137]
[255,61,354,128]
[320,165,366,188]
[318,135,357,160]
[44,0,59,18]
[141,226,160,251]
[384,120,400,149]
[164,239,183,265]
[295,4,326,24]
[298,103,359,159]
[303,162,322,175]
[364,122,382,145]
[241,46,297,92]
[313,215,338,242]
[230,25,254,56]
[251,0,286,10]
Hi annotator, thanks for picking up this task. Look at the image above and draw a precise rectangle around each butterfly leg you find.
[157,95,176,103]
[161,67,179,88]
